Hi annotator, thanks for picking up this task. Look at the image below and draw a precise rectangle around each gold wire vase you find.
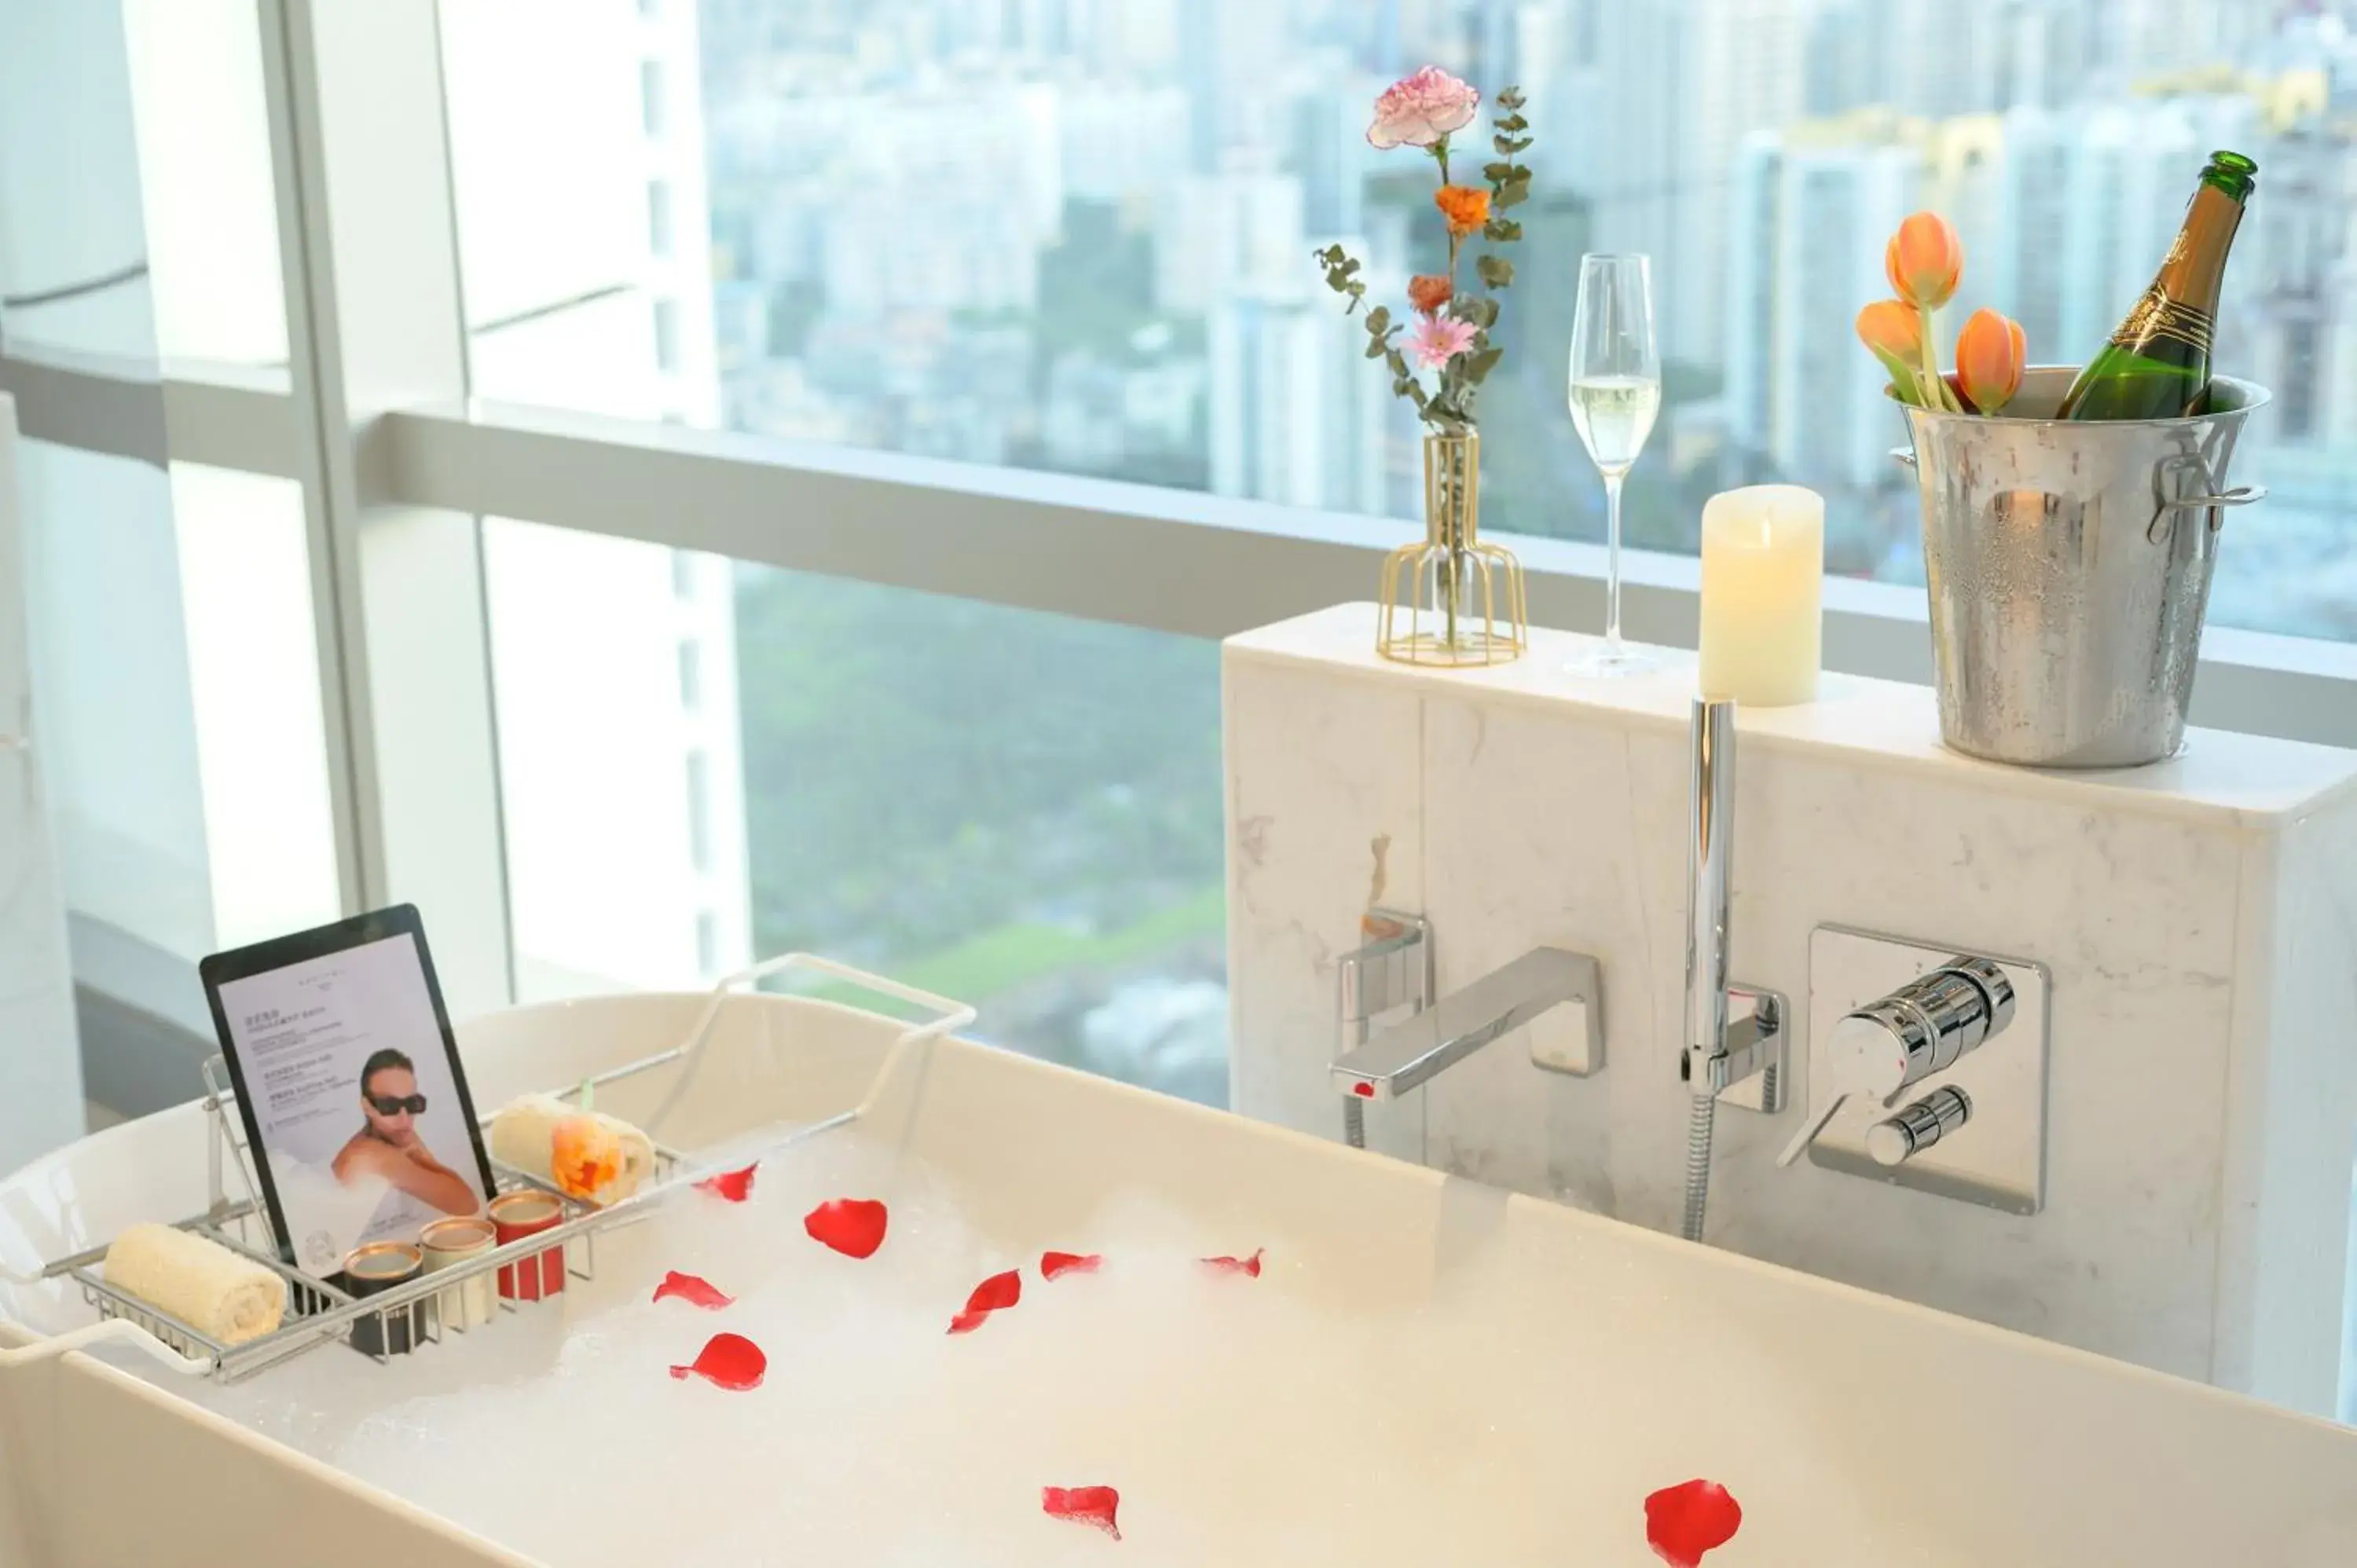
[1377,430,1528,668]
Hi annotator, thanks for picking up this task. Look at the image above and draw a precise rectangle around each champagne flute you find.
[1567,253,1662,676]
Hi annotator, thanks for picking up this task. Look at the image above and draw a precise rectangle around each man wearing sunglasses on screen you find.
[331,1047,479,1216]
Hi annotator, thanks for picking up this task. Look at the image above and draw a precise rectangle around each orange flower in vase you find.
[1407,273,1454,316]
[1321,67,1536,667]
[1434,184,1492,236]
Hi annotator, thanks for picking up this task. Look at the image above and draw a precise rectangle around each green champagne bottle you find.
[2058,151,2256,421]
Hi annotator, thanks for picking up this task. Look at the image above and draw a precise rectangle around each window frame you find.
[6,0,2357,1018]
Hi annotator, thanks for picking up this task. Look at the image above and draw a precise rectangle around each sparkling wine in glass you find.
[1567,253,1662,676]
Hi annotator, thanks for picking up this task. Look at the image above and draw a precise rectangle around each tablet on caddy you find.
[200,905,498,1276]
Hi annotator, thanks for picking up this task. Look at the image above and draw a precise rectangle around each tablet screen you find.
[205,910,496,1273]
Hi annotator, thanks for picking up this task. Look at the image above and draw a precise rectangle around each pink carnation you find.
[1367,65,1480,150]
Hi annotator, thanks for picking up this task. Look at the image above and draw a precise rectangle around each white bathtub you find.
[4,991,2355,1565]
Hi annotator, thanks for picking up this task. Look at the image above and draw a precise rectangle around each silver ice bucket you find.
[1898,367,2268,768]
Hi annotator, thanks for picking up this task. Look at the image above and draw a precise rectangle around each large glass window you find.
[436,1,2349,637]
[0,0,285,371]
[0,0,313,1150]
[731,571,1227,1106]
[15,442,339,1116]
[482,522,1227,1105]
[20,449,339,958]
[451,3,1227,1101]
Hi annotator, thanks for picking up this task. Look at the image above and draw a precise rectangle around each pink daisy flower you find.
[1409,314,1479,369]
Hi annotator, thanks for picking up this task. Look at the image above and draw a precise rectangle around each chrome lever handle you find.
[1779,959,2016,1169]
[1778,1090,1854,1168]
[1775,1012,1913,1167]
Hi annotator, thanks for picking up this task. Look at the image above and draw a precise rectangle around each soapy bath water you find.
[195,1127,1990,1568]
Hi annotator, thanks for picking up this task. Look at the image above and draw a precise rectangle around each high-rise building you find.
[1986,94,2259,377]
[1553,0,1809,365]
[2235,101,2346,447]
[1721,132,1782,461]
[1725,117,1919,493]
[1065,86,1193,205]
[1673,0,1813,365]
[1180,0,1291,174]
[442,0,752,1000]
[1294,88,1371,239]
[1156,168,1308,317]
[1549,0,1683,327]
[1209,290,1386,515]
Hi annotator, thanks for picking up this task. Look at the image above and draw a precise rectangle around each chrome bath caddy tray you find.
[9,954,973,1384]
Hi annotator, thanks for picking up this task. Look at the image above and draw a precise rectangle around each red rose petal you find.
[1644,1478,1742,1567]
[1042,1484,1121,1541]
[667,1332,766,1391]
[651,1269,735,1310]
[695,1162,759,1202]
[965,1269,1022,1313]
[1041,1251,1103,1280]
[1200,1248,1263,1277]
[803,1197,889,1258]
[946,1267,1024,1333]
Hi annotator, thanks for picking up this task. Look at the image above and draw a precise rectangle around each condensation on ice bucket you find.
[1898,366,2268,769]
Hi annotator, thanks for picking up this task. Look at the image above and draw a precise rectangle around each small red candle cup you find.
[489,1191,566,1301]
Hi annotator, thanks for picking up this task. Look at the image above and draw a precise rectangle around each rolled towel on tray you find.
[490,1094,656,1206]
[103,1222,286,1346]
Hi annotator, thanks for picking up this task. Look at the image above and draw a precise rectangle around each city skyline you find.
[696,0,2357,632]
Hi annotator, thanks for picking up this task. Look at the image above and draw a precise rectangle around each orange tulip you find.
[1884,211,1962,310]
[1855,299,1927,404]
[1954,308,2027,414]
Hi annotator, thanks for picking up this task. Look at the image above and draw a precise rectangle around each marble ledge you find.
[1226,603,2357,834]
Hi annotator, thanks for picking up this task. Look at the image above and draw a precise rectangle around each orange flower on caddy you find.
[1954,308,2028,414]
[550,1114,623,1201]
[1434,184,1491,236]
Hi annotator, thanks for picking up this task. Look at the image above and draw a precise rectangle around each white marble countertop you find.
[1226,604,2357,831]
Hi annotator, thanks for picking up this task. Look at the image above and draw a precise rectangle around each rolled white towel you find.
[489,1094,656,1206]
[103,1222,286,1346]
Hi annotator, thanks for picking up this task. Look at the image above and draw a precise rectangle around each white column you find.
[260,0,516,1014]
[0,397,86,1171]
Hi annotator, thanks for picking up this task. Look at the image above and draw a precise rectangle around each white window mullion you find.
[258,0,515,1015]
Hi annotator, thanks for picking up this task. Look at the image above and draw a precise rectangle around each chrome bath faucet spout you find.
[1332,946,1603,1103]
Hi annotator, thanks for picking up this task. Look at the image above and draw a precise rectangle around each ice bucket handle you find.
[2149,484,2266,541]
[1894,446,2264,540]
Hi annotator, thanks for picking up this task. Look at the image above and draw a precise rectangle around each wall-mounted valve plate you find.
[1805,925,2051,1214]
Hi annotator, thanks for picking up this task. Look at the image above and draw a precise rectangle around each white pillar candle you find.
[1698,484,1824,706]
